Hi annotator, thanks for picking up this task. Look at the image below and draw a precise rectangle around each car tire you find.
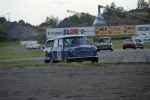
[63,54,70,63]
[97,49,100,52]
[141,47,144,49]
[45,60,50,63]
[110,49,113,51]
[91,58,98,63]
[77,61,82,63]
[123,47,126,49]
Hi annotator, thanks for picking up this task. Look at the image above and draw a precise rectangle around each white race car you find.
[26,43,41,49]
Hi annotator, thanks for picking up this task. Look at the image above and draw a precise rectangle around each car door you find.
[52,39,58,60]
[57,38,63,61]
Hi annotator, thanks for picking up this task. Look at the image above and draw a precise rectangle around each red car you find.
[123,39,144,49]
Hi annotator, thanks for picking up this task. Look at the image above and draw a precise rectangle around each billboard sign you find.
[46,27,94,39]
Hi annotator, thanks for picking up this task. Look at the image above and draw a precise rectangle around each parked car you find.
[26,42,41,49]
[123,38,144,49]
[42,38,54,63]
[49,35,98,63]
[97,37,113,51]
[132,34,147,39]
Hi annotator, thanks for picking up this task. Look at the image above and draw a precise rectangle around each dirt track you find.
[0,63,150,100]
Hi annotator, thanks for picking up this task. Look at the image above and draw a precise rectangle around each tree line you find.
[0,0,150,42]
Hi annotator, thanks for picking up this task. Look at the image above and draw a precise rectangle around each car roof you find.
[47,38,55,41]
[55,35,86,39]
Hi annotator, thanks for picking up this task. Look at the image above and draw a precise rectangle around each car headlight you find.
[45,50,48,54]
[69,48,74,53]
[91,47,96,51]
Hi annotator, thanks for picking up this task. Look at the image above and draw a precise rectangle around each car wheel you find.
[141,47,144,49]
[97,49,100,52]
[91,58,98,63]
[77,61,82,63]
[63,54,70,63]
[50,55,55,63]
[110,49,113,51]
[44,60,50,63]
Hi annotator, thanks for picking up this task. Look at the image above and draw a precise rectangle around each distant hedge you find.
[88,34,133,41]
[0,27,9,42]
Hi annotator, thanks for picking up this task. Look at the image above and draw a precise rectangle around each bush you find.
[0,27,9,42]
[88,34,133,41]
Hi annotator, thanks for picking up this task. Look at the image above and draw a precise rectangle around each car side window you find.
[46,40,54,47]
[53,39,58,47]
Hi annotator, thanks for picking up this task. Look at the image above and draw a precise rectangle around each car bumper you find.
[44,53,51,60]
[97,45,112,50]
[135,45,143,48]
[68,56,98,61]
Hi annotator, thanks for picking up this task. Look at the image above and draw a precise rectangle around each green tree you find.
[39,15,60,27]
[110,2,116,9]
[0,27,9,42]
[18,20,26,26]
[0,17,7,24]
[69,14,95,26]
[137,0,148,9]
[102,3,125,19]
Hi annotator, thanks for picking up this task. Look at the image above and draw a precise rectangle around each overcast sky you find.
[0,0,148,26]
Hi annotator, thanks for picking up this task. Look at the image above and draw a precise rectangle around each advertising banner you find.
[122,25,136,34]
[142,38,150,42]
[46,27,94,39]
[95,25,136,36]
[136,24,150,34]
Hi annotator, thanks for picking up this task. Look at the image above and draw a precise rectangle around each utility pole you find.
[7,13,10,22]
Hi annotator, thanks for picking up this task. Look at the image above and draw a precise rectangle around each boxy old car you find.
[26,42,41,49]
[97,37,113,51]
[123,38,144,49]
[49,35,98,63]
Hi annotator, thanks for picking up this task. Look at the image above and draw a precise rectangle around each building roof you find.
[56,18,76,28]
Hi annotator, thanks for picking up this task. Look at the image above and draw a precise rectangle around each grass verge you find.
[0,50,43,60]
[0,60,149,68]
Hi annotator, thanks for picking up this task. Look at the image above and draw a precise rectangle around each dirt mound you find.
[0,22,40,41]
[56,18,76,28]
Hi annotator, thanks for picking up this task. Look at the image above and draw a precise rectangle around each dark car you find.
[49,35,98,63]
[97,37,113,51]
[123,38,144,49]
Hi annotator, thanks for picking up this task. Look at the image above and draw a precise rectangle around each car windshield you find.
[64,36,90,46]
[98,38,111,43]
[134,39,142,42]
[46,40,54,47]
[125,39,133,42]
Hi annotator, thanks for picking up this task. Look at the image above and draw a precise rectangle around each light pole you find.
[7,13,10,22]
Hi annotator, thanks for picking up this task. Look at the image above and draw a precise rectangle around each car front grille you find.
[73,51,93,57]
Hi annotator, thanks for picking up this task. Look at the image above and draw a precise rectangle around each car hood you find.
[98,42,109,45]
[65,45,95,51]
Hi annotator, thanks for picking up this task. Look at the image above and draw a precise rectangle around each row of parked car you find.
[42,35,145,63]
